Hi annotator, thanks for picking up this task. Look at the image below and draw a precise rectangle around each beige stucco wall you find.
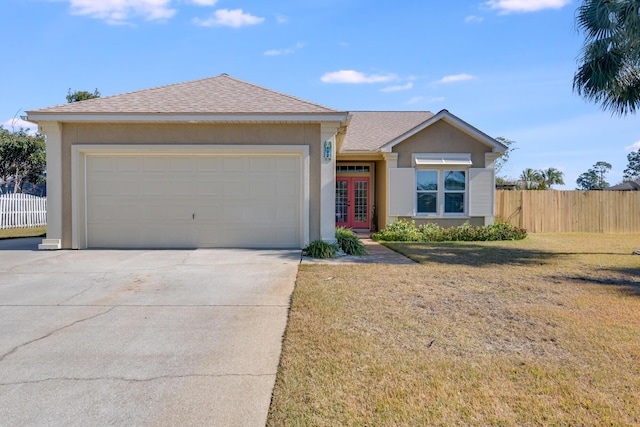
[60,122,322,248]
[393,120,491,168]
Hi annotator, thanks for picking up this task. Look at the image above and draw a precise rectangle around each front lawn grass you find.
[0,226,46,239]
[268,233,640,426]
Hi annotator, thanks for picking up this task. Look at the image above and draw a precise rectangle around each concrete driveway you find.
[0,238,300,426]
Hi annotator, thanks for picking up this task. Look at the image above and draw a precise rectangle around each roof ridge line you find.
[221,74,341,113]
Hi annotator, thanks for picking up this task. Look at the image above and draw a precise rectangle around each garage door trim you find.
[71,144,310,249]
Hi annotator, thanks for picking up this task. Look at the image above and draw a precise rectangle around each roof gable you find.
[379,110,506,153]
[27,74,341,115]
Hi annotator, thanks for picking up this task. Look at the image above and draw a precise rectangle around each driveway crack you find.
[57,274,107,305]
[0,306,116,362]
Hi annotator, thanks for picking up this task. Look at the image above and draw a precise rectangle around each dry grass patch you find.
[0,226,46,239]
[268,234,640,426]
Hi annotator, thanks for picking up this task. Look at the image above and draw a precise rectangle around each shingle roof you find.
[340,111,435,152]
[27,74,341,115]
[606,180,640,191]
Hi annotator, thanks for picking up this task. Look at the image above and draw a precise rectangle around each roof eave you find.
[24,112,350,124]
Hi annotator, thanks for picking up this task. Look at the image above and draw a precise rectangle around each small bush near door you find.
[372,220,527,242]
[335,227,368,255]
[302,240,340,259]
[303,228,369,258]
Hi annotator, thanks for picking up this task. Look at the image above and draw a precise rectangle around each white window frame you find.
[415,167,468,217]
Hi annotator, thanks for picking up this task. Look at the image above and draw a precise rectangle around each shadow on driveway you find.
[0,237,41,251]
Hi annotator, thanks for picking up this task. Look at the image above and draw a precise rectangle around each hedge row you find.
[372,220,527,242]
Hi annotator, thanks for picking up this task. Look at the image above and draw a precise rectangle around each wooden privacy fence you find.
[496,190,640,233]
[0,193,47,229]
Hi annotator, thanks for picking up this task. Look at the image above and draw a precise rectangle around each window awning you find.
[413,153,472,166]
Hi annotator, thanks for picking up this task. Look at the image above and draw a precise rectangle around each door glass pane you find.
[444,193,464,213]
[354,180,368,223]
[444,171,465,191]
[336,181,348,223]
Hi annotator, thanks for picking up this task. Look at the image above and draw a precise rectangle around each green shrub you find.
[335,227,368,255]
[303,240,340,258]
[373,220,527,242]
[418,222,450,242]
[372,220,421,242]
[487,221,528,241]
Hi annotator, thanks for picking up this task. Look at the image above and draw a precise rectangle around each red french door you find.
[336,177,369,229]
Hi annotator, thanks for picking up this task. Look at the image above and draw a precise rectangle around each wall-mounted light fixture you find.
[323,140,332,161]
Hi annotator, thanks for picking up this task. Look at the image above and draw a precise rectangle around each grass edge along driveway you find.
[268,233,640,426]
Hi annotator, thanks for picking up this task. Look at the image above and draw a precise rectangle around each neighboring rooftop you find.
[340,111,435,152]
[27,74,342,115]
[606,180,640,191]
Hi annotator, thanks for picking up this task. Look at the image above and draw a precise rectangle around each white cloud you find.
[465,15,484,23]
[625,141,640,152]
[194,9,264,27]
[187,0,217,5]
[2,118,37,134]
[485,0,571,13]
[264,42,304,56]
[276,14,288,24]
[406,96,424,105]
[435,73,475,84]
[66,0,176,24]
[321,70,397,84]
[381,82,413,92]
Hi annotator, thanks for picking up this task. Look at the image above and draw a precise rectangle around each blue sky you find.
[2,0,638,188]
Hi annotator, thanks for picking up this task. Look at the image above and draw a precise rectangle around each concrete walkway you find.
[301,236,416,265]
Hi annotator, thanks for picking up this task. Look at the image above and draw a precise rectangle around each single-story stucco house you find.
[25,74,506,250]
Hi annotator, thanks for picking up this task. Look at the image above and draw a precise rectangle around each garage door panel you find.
[169,179,195,197]
[275,177,298,196]
[89,180,116,196]
[141,180,166,196]
[86,153,301,248]
[277,157,299,171]
[196,156,222,171]
[223,157,245,172]
[195,181,220,196]
[251,180,276,197]
[163,205,194,221]
[115,157,140,172]
[142,157,169,172]
[88,157,111,171]
[249,157,273,172]
[223,180,249,197]
[170,156,194,171]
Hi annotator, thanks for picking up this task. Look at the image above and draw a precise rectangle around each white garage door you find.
[86,154,301,248]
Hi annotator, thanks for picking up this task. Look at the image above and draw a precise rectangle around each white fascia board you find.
[379,110,506,153]
[25,113,350,123]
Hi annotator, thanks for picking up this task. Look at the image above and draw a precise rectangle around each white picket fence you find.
[0,193,47,229]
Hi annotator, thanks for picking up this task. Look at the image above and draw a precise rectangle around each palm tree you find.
[519,168,545,190]
[574,0,640,115]
[541,167,565,189]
